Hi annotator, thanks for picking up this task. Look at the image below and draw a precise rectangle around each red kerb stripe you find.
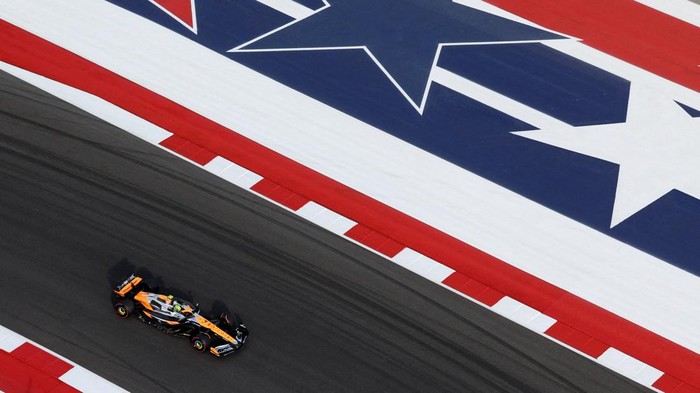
[545,322,611,358]
[344,224,405,257]
[442,272,505,306]
[160,135,217,165]
[11,343,73,378]
[251,178,310,210]
[0,345,78,393]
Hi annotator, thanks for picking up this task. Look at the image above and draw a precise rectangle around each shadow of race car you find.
[112,274,248,357]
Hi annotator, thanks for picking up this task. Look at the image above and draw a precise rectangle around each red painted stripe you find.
[344,224,405,257]
[0,346,78,393]
[250,178,310,210]
[152,0,195,28]
[483,0,700,93]
[442,272,505,306]
[545,322,610,358]
[476,287,505,307]
[579,338,609,359]
[1,20,699,388]
[160,135,217,165]
[11,343,73,379]
[679,384,700,393]
[652,382,700,393]
[654,374,684,393]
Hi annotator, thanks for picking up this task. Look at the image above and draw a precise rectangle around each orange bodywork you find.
[114,276,142,297]
[196,315,236,344]
[133,292,153,310]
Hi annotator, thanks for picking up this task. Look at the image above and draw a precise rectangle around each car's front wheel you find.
[190,333,211,353]
[114,299,135,319]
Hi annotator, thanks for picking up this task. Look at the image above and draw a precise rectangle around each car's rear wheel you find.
[191,333,211,353]
[114,299,135,319]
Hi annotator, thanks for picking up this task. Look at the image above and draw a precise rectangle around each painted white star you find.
[514,84,700,227]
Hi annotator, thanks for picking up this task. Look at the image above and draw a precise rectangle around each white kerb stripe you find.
[60,367,128,393]
[492,297,557,333]
[297,201,357,234]
[432,66,572,130]
[0,326,25,352]
[256,0,315,19]
[222,166,263,189]
[597,348,664,386]
[0,61,173,145]
[203,156,234,175]
[391,249,454,282]
[525,313,559,334]
[391,248,423,268]
[204,157,265,191]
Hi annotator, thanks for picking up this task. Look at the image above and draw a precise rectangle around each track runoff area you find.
[1,0,700,392]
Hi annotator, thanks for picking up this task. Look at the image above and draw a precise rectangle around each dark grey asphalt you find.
[0,71,650,393]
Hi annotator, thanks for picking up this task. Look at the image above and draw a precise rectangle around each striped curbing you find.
[0,325,127,393]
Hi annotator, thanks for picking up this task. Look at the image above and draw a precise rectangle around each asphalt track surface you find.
[0,71,652,393]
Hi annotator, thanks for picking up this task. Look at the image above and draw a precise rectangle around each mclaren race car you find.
[112,274,248,357]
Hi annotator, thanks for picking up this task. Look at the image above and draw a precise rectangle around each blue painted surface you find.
[240,0,562,104]
[292,0,327,10]
[109,0,700,275]
[677,101,700,117]
[438,44,630,126]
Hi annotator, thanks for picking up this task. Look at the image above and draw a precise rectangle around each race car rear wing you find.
[114,274,143,297]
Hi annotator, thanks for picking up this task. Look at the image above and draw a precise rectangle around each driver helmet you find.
[173,303,182,313]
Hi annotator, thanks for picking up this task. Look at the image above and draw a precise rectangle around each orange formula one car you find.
[112,274,248,357]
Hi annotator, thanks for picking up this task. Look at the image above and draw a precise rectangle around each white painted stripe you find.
[204,158,265,191]
[491,296,522,315]
[525,313,559,334]
[60,367,129,393]
[543,40,700,108]
[0,326,25,352]
[296,200,327,220]
[391,248,423,268]
[635,0,700,27]
[222,167,263,189]
[392,249,455,282]
[491,297,557,333]
[0,61,173,145]
[432,66,572,130]
[631,365,665,387]
[420,264,455,282]
[453,0,579,39]
[297,201,356,234]
[597,348,663,386]
[256,0,315,19]
[203,156,234,175]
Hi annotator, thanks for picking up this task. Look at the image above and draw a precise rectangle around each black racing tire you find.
[191,333,211,353]
[114,298,135,319]
[140,278,159,293]
[219,312,242,329]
